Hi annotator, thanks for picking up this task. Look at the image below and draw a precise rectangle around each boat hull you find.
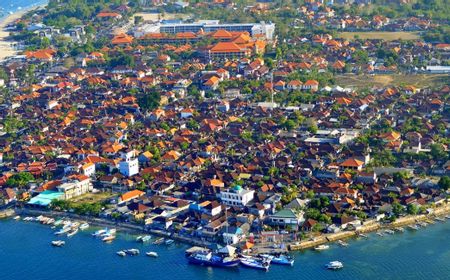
[188,257,240,268]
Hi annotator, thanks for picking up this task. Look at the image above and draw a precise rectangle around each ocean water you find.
[0,219,450,280]
[0,0,47,19]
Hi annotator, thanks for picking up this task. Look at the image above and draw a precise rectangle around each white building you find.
[56,175,93,200]
[119,158,139,177]
[219,186,255,207]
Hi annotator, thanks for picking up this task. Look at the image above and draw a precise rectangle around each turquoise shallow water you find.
[0,219,450,280]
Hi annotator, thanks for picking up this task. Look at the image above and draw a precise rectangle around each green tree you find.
[438,176,450,191]
[6,172,34,189]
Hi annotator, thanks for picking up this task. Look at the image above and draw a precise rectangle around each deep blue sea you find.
[0,0,47,19]
[0,219,450,280]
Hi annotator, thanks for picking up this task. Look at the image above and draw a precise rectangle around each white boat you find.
[141,235,152,243]
[126,249,140,256]
[446,215,450,220]
[79,223,89,230]
[117,250,126,257]
[146,251,158,257]
[395,227,405,233]
[337,240,349,247]
[240,256,270,271]
[408,225,419,230]
[326,261,343,270]
[136,236,143,242]
[357,233,368,238]
[92,229,107,237]
[55,227,70,235]
[51,240,65,247]
[376,231,384,237]
[67,229,78,237]
[384,229,395,235]
[165,239,174,245]
[419,222,428,227]
[13,216,21,220]
[54,220,63,226]
[152,237,164,245]
[102,235,116,242]
[314,245,330,251]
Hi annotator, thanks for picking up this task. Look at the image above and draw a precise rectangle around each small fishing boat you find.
[314,245,330,251]
[260,254,294,266]
[408,225,419,230]
[126,249,140,256]
[395,227,405,233]
[92,229,107,237]
[165,239,174,245]
[116,250,126,257]
[357,233,368,238]
[136,236,143,242]
[55,227,70,235]
[337,240,349,247]
[446,215,450,220]
[326,261,343,270]
[419,222,428,227]
[67,229,78,237]
[240,256,270,271]
[102,235,116,242]
[140,235,151,243]
[13,216,21,220]
[146,251,159,258]
[51,240,65,247]
[376,231,384,237]
[384,229,395,235]
[79,223,89,230]
[152,237,165,245]
[188,250,240,268]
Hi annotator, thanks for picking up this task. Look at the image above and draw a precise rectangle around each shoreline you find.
[0,3,47,61]
[8,202,450,254]
[289,202,450,251]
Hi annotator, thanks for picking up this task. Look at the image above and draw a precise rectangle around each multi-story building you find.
[56,175,93,200]
[219,186,255,207]
[138,20,275,40]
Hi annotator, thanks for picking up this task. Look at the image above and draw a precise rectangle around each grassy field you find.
[336,74,449,89]
[70,192,114,205]
[337,32,420,41]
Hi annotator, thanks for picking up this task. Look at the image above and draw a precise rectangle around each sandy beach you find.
[0,4,46,61]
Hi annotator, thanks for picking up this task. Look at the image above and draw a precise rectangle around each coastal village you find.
[0,0,449,270]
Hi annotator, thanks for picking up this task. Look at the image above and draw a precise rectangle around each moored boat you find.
[13,216,21,220]
[395,227,405,233]
[79,223,89,230]
[126,249,140,256]
[337,240,349,247]
[188,250,240,268]
[326,261,343,270]
[141,235,151,243]
[146,251,158,257]
[55,227,70,235]
[408,225,419,230]
[384,229,395,235]
[260,254,294,266]
[240,256,270,271]
[92,229,107,237]
[152,237,164,245]
[165,239,174,245]
[51,240,65,247]
[102,235,116,242]
[67,228,78,237]
[314,244,330,251]
[116,250,126,257]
